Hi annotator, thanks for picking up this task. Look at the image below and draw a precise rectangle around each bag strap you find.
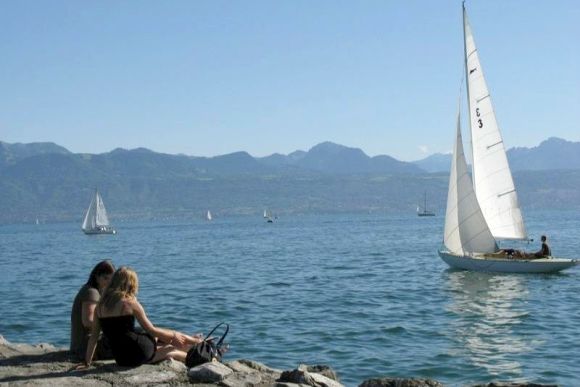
[206,322,229,347]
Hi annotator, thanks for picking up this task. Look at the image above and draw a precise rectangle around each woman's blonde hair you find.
[100,266,139,311]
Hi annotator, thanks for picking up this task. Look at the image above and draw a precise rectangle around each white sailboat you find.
[264,209,273,223]
[81,189,116,235]
[205,210,212,221]
[437,4,578,273]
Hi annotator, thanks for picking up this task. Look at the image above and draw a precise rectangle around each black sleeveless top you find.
[99,315,156,366]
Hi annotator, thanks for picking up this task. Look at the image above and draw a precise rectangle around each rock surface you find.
[0,336,338,386]
[0,336,560,386]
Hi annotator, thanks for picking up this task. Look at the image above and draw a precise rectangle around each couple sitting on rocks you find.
[71,261,204,368]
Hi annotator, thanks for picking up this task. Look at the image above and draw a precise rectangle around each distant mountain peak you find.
[309,141,364,154]
[212,151,253,160]
[288,150,306,159]
[110,147,155,154]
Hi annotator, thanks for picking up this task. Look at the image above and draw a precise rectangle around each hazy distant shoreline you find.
[1,137,580,224]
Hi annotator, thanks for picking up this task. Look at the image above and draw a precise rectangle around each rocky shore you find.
[0,336,558,387]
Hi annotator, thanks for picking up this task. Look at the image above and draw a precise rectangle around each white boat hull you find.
[438,250,578,273]
[83,228,116,235]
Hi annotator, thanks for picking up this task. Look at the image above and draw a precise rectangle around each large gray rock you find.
[222,359,282,387]
[309,372,344,387]
[220,370,263,387]
[279,365,344,387]
[359,378,444,387]
[124,370,180,384]
[188,361,233,383]
[302,365,340,382]
[230,359,283,374]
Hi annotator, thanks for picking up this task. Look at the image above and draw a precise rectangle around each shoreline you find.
[0,335,559,387]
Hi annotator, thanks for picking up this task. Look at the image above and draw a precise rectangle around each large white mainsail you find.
[443,111,498,255]
[463,5,527,240]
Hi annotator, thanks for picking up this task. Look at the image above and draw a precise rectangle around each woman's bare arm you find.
[81,302,97,329]
[84,317,101,366]
[130,299,195,346]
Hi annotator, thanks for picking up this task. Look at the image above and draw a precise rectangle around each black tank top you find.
[99,315,156,366]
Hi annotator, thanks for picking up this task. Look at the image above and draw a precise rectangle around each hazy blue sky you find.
[1,1,578,160]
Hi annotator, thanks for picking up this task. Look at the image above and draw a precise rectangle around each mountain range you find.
[2,137,579,176]
[414,137,580,173]
[1,137,579,223]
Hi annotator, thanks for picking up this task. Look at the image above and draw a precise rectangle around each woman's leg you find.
[149,344,187,363]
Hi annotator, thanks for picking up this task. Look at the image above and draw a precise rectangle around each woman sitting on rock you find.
[84,266,202,367]
[70,260,115,361]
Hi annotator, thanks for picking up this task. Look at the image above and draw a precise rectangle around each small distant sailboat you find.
[35,218,40,225]
[264,209,274,223]
[417,191,435,217]
[437,3,578,273]
[205,210,213,221]
[81,189,116,235]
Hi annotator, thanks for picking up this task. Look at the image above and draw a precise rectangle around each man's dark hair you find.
[86,260,115,288]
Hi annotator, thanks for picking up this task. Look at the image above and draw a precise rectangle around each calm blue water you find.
[1,211,579,386]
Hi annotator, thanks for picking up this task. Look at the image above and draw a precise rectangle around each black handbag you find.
[185,322,229,368]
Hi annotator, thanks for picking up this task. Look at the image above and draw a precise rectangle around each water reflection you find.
[445,270,534,378]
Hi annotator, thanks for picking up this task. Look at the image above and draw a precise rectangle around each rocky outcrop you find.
[0,336,560,387]
[0,336,341,387]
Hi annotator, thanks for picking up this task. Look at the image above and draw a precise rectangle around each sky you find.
[1,1,579,161]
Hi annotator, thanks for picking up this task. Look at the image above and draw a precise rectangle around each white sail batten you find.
[443,112,498,255]
[463,8,527,240]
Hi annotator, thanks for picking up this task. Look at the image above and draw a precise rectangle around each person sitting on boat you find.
[83,266,203,368]
[70,260,115,361]
[533,235,551,258]
[498,235,551,260]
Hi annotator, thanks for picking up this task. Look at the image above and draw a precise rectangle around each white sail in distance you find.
[463,6,527,240]
[443,111,498,255]
[82,190,111,231]
[95,192,110,226]
[82,195,97,230]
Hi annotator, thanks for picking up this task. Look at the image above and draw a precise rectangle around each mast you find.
[462,1,474,181]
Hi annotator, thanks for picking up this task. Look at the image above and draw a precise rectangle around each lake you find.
[1,210,579,386]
